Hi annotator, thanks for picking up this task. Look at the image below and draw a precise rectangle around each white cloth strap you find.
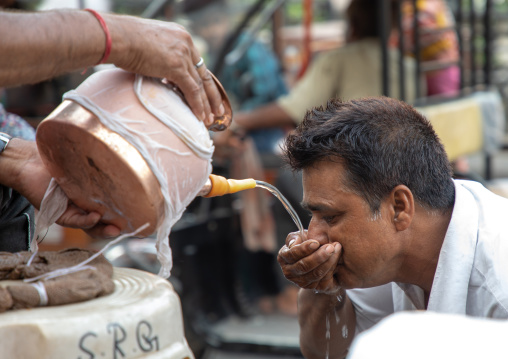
[30,281,49,306]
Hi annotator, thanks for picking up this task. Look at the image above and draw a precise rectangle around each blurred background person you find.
[390,0,460,97]
[216,0,418,142]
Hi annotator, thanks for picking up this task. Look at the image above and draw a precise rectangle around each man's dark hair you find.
[283,97,455,213]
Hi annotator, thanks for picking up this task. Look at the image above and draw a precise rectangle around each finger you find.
[198,65,224,118]
[286,231,306,247]
[307,270,338,293]
[172,72,207,123]
[56,205,101,229]
[314,266,340,294]
[84,223,121,239]
[288,243,337,274]
[195,66,214,126]
[314,243,342,293]
[309,246,342,291]
[168,50,207,123]
[279,238,320,265]
[284,244,340,289]
[187,51,214,125]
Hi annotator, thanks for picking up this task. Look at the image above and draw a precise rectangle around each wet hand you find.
[277,231,342,294]
[56,205,121,239]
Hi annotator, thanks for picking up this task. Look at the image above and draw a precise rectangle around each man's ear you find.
[389,185,414,231]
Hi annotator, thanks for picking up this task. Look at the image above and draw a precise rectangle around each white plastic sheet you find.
[36,69,214,278]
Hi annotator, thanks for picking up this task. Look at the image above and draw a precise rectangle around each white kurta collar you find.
[393,181,479,312]
[427,181,479,313]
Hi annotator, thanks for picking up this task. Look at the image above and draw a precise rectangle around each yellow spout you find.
[202,174,257,197]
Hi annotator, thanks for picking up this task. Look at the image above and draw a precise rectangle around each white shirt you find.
[348,179,508,333]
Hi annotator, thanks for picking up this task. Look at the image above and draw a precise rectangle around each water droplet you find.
[325,313,331,359]
[334,310,341,325]
[326,314,330,339]
[342,325,348,339]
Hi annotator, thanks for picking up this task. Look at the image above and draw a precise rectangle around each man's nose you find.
[307,217,329,246]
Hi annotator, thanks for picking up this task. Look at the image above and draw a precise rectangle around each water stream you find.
[254,180,304,237]
[255,181,337,356]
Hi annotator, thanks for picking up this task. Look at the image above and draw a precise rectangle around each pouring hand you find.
[1,11,224,127]
[277,231,342,295]
[106,16,224,127]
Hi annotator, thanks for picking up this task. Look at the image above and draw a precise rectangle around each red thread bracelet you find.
[85,8,112,65]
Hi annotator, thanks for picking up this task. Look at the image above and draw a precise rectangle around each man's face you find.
[302,160,405,289]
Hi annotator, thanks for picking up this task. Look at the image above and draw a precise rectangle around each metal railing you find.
[380,0,495,101]
[380,0,505,180]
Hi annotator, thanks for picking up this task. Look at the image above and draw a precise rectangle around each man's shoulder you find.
[454,178,506,201]
[454,180,508,245]
[457,180,508,316]
[455,179,508,213]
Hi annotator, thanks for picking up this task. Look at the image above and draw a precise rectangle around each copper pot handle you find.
[162,71,233,131]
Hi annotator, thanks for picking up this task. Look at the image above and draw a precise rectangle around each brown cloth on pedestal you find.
[0,248,114,312]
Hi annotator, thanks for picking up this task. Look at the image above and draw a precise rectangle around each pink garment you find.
[390,0,461,96]
[426,65,460,96]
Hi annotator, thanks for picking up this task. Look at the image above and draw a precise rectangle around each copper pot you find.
[36,68,231,237]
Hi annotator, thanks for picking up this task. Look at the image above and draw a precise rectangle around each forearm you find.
[0,138,51,209]
[0,138,34,190]
[0,9,110,87]
[298,288,356,359]
[234,103,296,131]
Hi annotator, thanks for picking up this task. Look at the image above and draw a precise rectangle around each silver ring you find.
[195,57,204,69]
